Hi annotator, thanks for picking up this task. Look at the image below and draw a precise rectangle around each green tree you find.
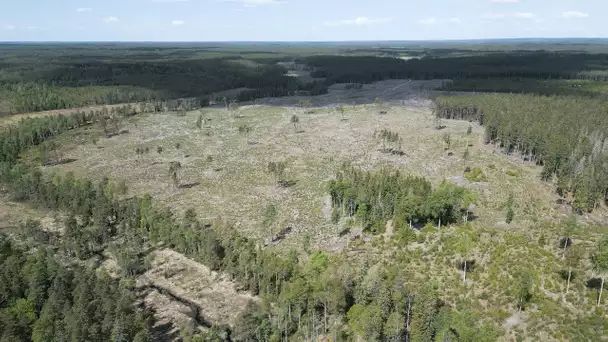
[411,284,438,342]
[228,99,240,117]
[290,114,300,133]
[561,215,577,258]
[505,193,515,224]
[592,235,608,307]
[443,133,452,150]
[563,244,583,296]
[456,233,474,283]
[336,104,346,121]
[514,270,533,312]
[238,124,252,144]
[463,148,470,165]
[169,161,182,187]
[347,304,383,342]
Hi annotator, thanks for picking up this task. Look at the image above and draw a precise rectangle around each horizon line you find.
[1,37,608,44]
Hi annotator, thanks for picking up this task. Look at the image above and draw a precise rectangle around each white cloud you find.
[172,20,185,26]
[562,11,589,19]
[448,18,461,24]
[483,12,536,20]
[491,0,520,3]
[6,25,16,30]
[324,17,392,27]
[419,18,437,25]
[76,7,92,12]
[513,12,535,19]
[153,0,189,2]
[244,0,285,6]
[103,16,119,23]
[221,0,285,7]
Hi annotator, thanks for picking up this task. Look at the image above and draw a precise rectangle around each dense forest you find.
[303,52,608,84]
[4,43,608,115]
[434,94,608,212]
[0,236,152,342]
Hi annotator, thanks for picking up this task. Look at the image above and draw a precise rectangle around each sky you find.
[0,0,605,41]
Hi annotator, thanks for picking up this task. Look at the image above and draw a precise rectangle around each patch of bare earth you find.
[0,191,62,233]
[137,249,255,329]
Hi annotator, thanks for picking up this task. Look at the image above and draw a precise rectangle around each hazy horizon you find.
[1,0,604,41]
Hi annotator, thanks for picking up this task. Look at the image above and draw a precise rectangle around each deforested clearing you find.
[29,103,573,250]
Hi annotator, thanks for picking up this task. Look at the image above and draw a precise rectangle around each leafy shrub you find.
[464,167,488,182]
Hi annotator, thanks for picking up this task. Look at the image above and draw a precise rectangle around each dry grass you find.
[0,192,61,233]
[33,103,568,251]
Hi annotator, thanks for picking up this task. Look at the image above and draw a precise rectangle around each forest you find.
[3,43,608,114]
[0,235,152,342]
[434,94,608,212]
[1,41,608,341]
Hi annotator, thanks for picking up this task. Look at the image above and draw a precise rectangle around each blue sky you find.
[0,0,604,41]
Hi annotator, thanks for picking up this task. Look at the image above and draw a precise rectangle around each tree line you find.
[302,52,608,86]
[434,93,608,212]
[0,57,322,114]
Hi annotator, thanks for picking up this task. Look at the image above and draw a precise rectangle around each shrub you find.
[506,169,520,177]
[464,167,488,182]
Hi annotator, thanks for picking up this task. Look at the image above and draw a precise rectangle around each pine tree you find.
[410,284,438,342]
[592,235,608,307]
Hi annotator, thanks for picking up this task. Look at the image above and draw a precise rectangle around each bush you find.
[464,167,488,182]
[506,169,520,177]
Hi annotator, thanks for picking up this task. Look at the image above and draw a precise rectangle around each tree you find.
[373,97,387,114]
[347,304,383,342]
[195,114,203,129]
[336,104,346,121]
[238,124,253,144]
[514,270,533,312]
[463,148,470,165]
[229,99,240,117]
[297,99,312,112]
[467,125,473,135]
[563,244,583,296]
[290,115,300,133]
[156,146,163,154]
[506,193,514,224]
[442,133,452,150]
[561,215,577,259]
[592,235,608,307]
[267,161,287,185]
[410,284,439,342]
[456,233,474,283]
[169,161,182,187]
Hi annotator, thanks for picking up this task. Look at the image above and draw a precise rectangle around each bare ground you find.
[137,249,255,327]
